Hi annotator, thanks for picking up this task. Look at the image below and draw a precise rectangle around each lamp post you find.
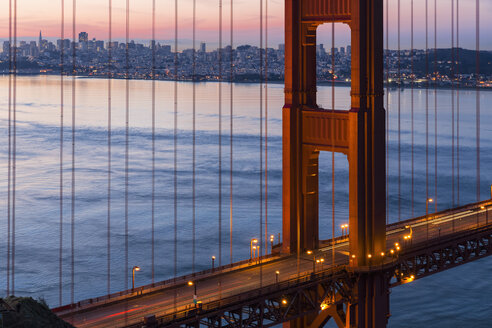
[307,250,321,273]
[188,281,197,306]
[132,266,141,291]
[275,270,279,283]
[340,224,348,237]
[270,234,275,253]
[252,245,260,262]
[212,256,216,272]
[426,198,433,240]
[250,238,258,260]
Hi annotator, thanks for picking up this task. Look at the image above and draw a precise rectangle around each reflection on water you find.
[0,76,491,326]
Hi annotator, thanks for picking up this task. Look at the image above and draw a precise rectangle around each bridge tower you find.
[282,0,388,327]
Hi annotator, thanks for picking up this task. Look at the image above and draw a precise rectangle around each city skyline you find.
[1,0,491,50]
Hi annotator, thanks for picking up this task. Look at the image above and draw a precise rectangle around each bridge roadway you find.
[55,201,491,327]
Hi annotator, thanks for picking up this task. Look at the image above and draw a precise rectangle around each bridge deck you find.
[54,200,492,328]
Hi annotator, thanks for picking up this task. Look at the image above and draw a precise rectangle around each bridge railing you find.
[124,264,350,328]
[53,251,283,314]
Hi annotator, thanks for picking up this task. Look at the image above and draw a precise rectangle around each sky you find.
[0,0,490,50]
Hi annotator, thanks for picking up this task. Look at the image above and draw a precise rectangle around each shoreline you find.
[1,72,491,91]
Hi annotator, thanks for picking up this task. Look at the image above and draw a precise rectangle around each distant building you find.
[29,41,38,56]
[160,45,171,55]
[200,42,206,53]
[2,41,9,54]
[340,47,345,55]
[79,32,89,43]
[106,41,119,50]
[38,31,42,50]
[317,44,326,56]
[279,44,285,52]
[347,45,351,55]
[95,40,104,51]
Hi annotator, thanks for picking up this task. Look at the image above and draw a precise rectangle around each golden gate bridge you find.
[2,0,490,327]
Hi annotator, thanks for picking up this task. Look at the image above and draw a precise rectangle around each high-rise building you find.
[38,31,42,50]
[3,41,10,54]
[200,42,206,53]
[29,41,38,56]
[279,44,285,52]
[79,32,89,43]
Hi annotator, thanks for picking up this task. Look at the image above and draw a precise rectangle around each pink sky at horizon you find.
[0,0,490,50]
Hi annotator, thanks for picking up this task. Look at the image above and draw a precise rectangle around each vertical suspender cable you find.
[451,0,455,208]
[219,0,223,268]
[124,0,129,292]
[59,0,65,306]
[411,0,414,218]
[385,0,389,223]
[107,0,112,295]
[434,0,438,213]
[71,0,76,305]
[425,0,429,217]
[456,0,460,205]
[264,0,269,260]
[151,0,156,283]
[173,0,178,303]
[259,0,263,287]
[397,0,401,221]
[475,0,480,202]
[6,0,12,297]
[12,0,17,296]
[192,0,196,274]
[229,0,234,265]
[331,22,336,266]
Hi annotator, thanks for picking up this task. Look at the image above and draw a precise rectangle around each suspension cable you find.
[425,0,429,217]
[451,0,455,208]
[474,0,480,229]
[219,0,223,268]
[229,0,234,265]
[173,0,178,310]
[264,0,269,261]
[331,21,336,267]
[151,0,156,283]
[259,0,264,288]
[397,0,401,221]
[59,0,65,306]
[192,0,196,274]
[385,0,389,223]
[124,0,130,292]
[70,0,76,305]
[456,0,460,205]
[12,0,17,296]
[434,0,438,213]
[107,0,112,296]
[411,0,414,218]
[6,0,12,297]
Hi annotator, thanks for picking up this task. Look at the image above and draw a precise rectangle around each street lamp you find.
[275,270,280,283]
[212,256,216,271]
[132,266,141,291]
[252,245,260,261]
[404,225,413,244]
[307,250,322,273]
[250,238,258,260]
[426,198,433,240]
[188,281,197,306]
[270,234,275,253]
[340,224,349,237]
